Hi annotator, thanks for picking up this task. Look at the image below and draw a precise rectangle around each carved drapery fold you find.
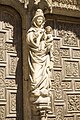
[27,9,53,120]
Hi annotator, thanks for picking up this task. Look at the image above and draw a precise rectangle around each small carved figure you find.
[27,9,51,105]
[45,26,54,67]
[45,26,54,81]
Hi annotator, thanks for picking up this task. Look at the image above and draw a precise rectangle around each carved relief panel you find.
[45,16,80,120]
[52,0,80,10]
[0,5,22,120]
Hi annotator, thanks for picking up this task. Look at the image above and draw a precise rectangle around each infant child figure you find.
[45,26,54,66]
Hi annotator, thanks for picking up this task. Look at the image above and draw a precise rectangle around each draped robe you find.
[27,26,51,99]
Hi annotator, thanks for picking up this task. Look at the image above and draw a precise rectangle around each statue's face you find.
[45,26,52,34]
[36,16,43,26]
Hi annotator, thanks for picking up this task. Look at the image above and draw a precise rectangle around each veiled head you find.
[32,9,45,27]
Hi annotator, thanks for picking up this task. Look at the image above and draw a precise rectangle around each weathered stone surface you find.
[0,0,80,120]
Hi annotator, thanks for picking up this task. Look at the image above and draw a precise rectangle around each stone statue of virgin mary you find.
[27,9,51,105]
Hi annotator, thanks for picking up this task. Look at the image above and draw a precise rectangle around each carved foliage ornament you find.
[68,95,80,112]
[52,0,80,10]
[18,0,80,11]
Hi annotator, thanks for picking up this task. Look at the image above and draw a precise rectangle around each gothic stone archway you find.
[0,5,22,120]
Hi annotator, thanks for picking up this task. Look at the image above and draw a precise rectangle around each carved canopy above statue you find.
[18,0,80,11]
